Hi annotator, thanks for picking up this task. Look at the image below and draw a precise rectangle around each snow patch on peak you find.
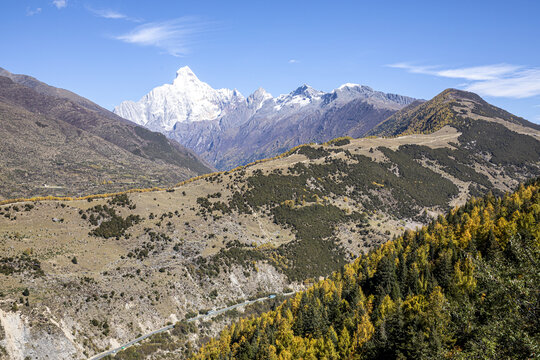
[232,89,245,99]
[273,84,323,111]
[335,83,374,93]
[252,87,273,99]
[172,67,206,89]
[176,66,196,78]
[248,87,273,111]
[291,84,323,98]
[338,83,361,90]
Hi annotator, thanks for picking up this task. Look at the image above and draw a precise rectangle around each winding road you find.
[89,292,294,360]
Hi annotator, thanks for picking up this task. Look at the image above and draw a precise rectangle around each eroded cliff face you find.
[0,259,298,360]
[0,308,80,359]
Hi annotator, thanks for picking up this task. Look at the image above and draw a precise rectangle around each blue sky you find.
[2,0,540,123]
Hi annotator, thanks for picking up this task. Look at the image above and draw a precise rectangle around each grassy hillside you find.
[368,88,540,137]
[0,76,213,199]
[192,177,540,360]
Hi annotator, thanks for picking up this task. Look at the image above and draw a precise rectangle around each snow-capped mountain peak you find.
[114,66,243,132]
[273,84,323,111]
[175,65,197,78]
[251,87,273,99]
[171,66,212,93]
[247,87,273,110]
[290,84,322,98]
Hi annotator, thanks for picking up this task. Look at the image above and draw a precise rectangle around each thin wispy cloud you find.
[87,7,141,22]
[26,7,42,16]
[288,59,300,64]
[388,63,540,98]
[389,63,521,81]
[52,0,67,9]
[114,17,211,57]
[93,9,127,19]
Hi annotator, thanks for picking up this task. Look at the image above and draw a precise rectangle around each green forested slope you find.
[192,178,540,359]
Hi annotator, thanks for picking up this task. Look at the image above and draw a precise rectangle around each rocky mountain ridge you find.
[114,67,417,169]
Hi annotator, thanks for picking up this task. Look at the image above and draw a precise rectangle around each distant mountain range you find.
[114,67,417,169]
[0,68,213,200]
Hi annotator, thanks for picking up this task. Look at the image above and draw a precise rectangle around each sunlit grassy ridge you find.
[0,140,328,207]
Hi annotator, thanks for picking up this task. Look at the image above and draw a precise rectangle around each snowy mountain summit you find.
[114,66,245,132]
[114,66,416,170]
